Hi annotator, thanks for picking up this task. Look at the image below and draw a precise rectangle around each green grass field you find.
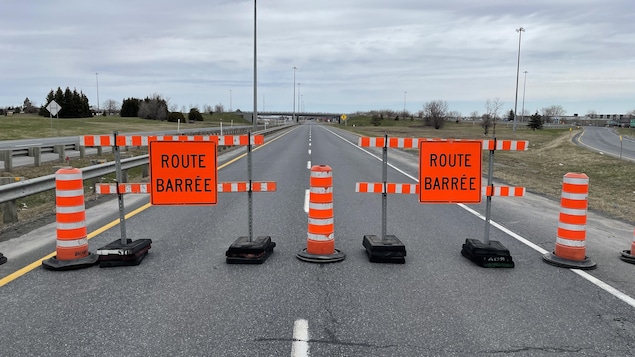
[0,113,251,140]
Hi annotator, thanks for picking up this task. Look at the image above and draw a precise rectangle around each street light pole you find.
[297,83,301,116]
[95,73,99,113]
[229,89,232,112]
[513,27,525,132]
[293,66,296,122]
[403,91,407,116]
[521,71,528,123]
[253,0,257,130]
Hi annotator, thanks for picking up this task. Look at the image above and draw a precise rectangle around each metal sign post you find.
[247,131,254,242]
[483,139,495,245]
[112,131,128,245]
[381,133,388,241]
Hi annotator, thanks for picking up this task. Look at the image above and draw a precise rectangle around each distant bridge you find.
[238,111,345,122]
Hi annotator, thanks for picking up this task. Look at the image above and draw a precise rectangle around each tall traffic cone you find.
[42,167,98,270]
[543,172,596,269]
[620,228,635,264]
[297,165,345,263]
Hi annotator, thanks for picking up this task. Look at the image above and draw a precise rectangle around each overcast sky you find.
[2,0,634,117]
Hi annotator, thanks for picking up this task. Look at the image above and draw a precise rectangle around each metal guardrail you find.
[0,124,294,213]
[0,155,149,205]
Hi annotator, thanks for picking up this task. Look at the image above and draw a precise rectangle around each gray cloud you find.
[1,0,633,115]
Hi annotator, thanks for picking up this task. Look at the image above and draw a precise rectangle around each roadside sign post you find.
[46,100,61,130]
[113,131,127,244]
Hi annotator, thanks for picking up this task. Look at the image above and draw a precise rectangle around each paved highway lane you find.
[2,123,635,356]
[576,126,635,161]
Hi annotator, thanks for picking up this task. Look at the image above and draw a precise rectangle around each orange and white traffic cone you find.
[543,172,596,269]
[620,228,635,264]
[42,167,98,270]
[297,165,345,263]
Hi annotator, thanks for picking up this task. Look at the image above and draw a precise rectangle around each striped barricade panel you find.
[217,181,277,193]
[481,140,529,151]
[355,182,419,194]
[358,137,529,151]
[95,183,150,194]
[81,134,265,147]
[483,186,526,197]
[80,135,114,147]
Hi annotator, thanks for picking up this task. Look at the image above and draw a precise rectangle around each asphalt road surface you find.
[575,126,635,162]
[1,123,635,356]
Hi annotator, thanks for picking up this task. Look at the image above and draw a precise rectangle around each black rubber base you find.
[42,253,99,271]
[542,252,597,270]
[0,253,6,265]
[96,239,152,268]
[461,239,514,268]
[297,248,346,263]
[226,236,276,264]
[620,250,635,264]
[362,235,406,264]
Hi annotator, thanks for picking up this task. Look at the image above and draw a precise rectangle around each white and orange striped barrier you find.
[80,134,264,147]
[482,186,525,197]
[358,137,528,151]
[217,182,277,193]
[620,228,635,264]
[543,172,596,269]
[355,183,526,197]
[42,167,98,270]
[95,181,277,195]
[297,165,345,263]
[356,182,419,194]
[95,183,150,194]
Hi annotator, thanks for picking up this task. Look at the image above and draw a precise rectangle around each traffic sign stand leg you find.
[362,135,406,264]
[226,132,276,264]
[461,141,514,268]
[0,252,6,265]
[96,131,152,268]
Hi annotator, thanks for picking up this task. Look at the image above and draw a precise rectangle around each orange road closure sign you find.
[149,140,217,205]
[419,140,482,204]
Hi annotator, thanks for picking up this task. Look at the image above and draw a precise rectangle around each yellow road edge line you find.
[0,127,297,287]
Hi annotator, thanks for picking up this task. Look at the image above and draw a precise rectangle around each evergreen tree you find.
[121,98,141,117]
[528,111,543,130]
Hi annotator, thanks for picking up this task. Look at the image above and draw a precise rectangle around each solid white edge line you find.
[322,126,635,310]
[291,319,309,357]
[303,189,310,213]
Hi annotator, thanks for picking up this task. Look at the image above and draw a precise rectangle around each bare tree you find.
[586,109,598,118]
[469,111,479,121]
[422,100,448,129]
[541,105,566,124]
[214,103,225,113]
[483,98,503,135]
[138,94,168,121]
[103,99,120,115]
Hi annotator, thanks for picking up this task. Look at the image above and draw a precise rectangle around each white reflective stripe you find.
[561,192,587,200]
[558,222,586,231]
[310,171,331,178]
[57,221,86,230]
[563,177,589,185]
[308,232,334,241]
[56,172,82,181]
[57,238,88,247]
[56,205,84,214]
[396,138,405,148]
[394,184,403,193]
[556,237,586,247]
[309,202,332,210]
[232,183,240,192]
[560,207,587,216]
[310,187,332,194]
[56,189,84,197]
[308,217,334,225]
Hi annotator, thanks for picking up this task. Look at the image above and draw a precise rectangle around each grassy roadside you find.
[0,113,250,140]
[337,116,635,225]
